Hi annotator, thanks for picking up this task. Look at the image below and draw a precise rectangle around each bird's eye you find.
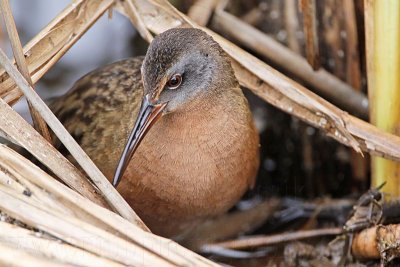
[166,74,182,90]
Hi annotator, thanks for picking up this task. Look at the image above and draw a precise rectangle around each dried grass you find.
[0,144,217,266]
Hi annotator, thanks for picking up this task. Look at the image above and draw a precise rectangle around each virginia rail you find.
[52,28,259,237]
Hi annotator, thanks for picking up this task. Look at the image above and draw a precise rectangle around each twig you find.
[211,1,368,117]
[187,0,219,26]
[299,0,320,70]
[202,228,342,251]
[117,0,153,42]
[0,48,148,230]
[0,0,51,141]
[284,0,301,53]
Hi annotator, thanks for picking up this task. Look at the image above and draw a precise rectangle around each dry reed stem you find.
[299,0,320,70]
[121,0,400,162]
[187,0,219,26]
[0,49,148,230]
[364,0,375,120]
[0,222,125,267]
[240,5,264,26]
[0,0,114,105]
[0,243,69,267]
[0,166,70,216]
[342,0,368,184]
[203,227,342,251]
[120,0,153,42]
[0,187,170,266]
[0,145,219,267]
[343,0,362,92]
[0,165,171,266]
[0,0,52,141]
[284,0,301,53]
[0,156,111,230]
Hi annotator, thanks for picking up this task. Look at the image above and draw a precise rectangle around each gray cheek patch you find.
[144,48,217,113]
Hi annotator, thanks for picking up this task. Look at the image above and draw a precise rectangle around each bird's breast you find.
[117,89,260,236]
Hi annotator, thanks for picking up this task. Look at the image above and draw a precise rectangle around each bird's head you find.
[113,28,236,187]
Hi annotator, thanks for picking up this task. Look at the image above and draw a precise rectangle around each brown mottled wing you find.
[51,57,144,180]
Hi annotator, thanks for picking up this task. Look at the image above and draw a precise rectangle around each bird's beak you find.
[113,94,167,187]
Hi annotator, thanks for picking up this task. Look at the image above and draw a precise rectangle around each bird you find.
[51,28,260,238]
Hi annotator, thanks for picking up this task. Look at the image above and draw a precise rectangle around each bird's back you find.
[51,57,144,178]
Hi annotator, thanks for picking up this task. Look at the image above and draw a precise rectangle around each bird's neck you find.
[167,85,243,121]
[148,85,252,149]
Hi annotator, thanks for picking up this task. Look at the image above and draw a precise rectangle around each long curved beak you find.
[113,94,167,187]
